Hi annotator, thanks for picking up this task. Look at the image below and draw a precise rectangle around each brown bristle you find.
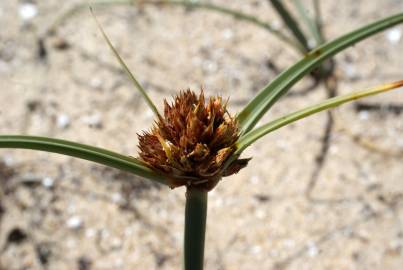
[138,89,249,190]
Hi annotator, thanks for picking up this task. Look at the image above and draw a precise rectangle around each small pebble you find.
[329,145,339,155]
[385,28,401,44]
[271,20,281,30]
[307,241,319,257]
[358,111,369,120]
[110,237,123,249]
[3,155,14,166]
[57,114,70,129]
[222,29,234,40]
[114,258,124,268]
[145,108,154,118]
[342,63,358,79]
[250,175,260,184]
[42,177,54,188]
[19,3,38,21]
[66,216,83,230]
[276,139,290,150]
[255,209,265,219]
[308,38,316,49]
[250,245,262,255]
[111,193,124,204]
[82,114,102,128]
[214,198,223,207]
[202,60,218,73]
[90,77,103,89]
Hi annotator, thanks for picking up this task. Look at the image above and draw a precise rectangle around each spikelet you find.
[138,89,249,190]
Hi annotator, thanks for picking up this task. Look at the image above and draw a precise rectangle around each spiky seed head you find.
[138,89,249,190]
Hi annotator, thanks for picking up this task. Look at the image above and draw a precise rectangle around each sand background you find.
[1,1,403,269]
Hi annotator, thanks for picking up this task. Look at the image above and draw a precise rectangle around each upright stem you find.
[184,187,208,270]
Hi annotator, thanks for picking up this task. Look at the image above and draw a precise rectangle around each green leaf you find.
[269,0,310,52]
[90,7,161,118]
[158,0,303,52]
[0,135,168,186]
[46,0,303,52]
[291,0,324,45]
[46,0,136,35]
[237,12,403,134]
[236,80,403,153]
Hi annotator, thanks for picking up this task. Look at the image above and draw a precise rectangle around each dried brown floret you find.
[138,89,249,190]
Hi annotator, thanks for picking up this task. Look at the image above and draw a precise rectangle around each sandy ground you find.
[1,0,403,269]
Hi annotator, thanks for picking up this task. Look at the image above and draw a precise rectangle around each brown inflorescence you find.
[138,89,249,190]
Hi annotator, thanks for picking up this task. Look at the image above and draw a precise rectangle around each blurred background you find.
[0,1,403,269]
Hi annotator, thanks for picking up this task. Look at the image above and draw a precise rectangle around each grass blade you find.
[313,0,325,42]
[269,0,310,52]
[155,0,303,52]
[0,135,167,185]
[90,7,161,118]
[237,12,403,134]
[45,0,136,35]
[236,80,403,153]
[291,0,324,45]
[46,0,303,53]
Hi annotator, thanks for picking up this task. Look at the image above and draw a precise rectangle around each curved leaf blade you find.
[236,80,403,153]
[90,7,161,118]
[291,0,324,46]
[237,12,403,134]
[270,0,310,52]
[163,0,304,52]
[0,135,168,185]
[46,0,303,52]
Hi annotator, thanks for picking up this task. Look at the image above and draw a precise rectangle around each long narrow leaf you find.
[237,12,403,134]
[45,0,136,35]
[46,0,303,52]
[269,0,310,52]
[236,80,403,153]
[312,0,325,43]
[0,135,168,185]
[90,7,161,118]
[291,0,324,45]
[155,0,303,52]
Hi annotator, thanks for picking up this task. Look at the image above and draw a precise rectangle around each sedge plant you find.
[1,8,403,270]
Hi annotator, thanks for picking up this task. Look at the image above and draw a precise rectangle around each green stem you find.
[184,187,208,270]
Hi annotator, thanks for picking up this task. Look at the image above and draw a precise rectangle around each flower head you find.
[138,89,249,190]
